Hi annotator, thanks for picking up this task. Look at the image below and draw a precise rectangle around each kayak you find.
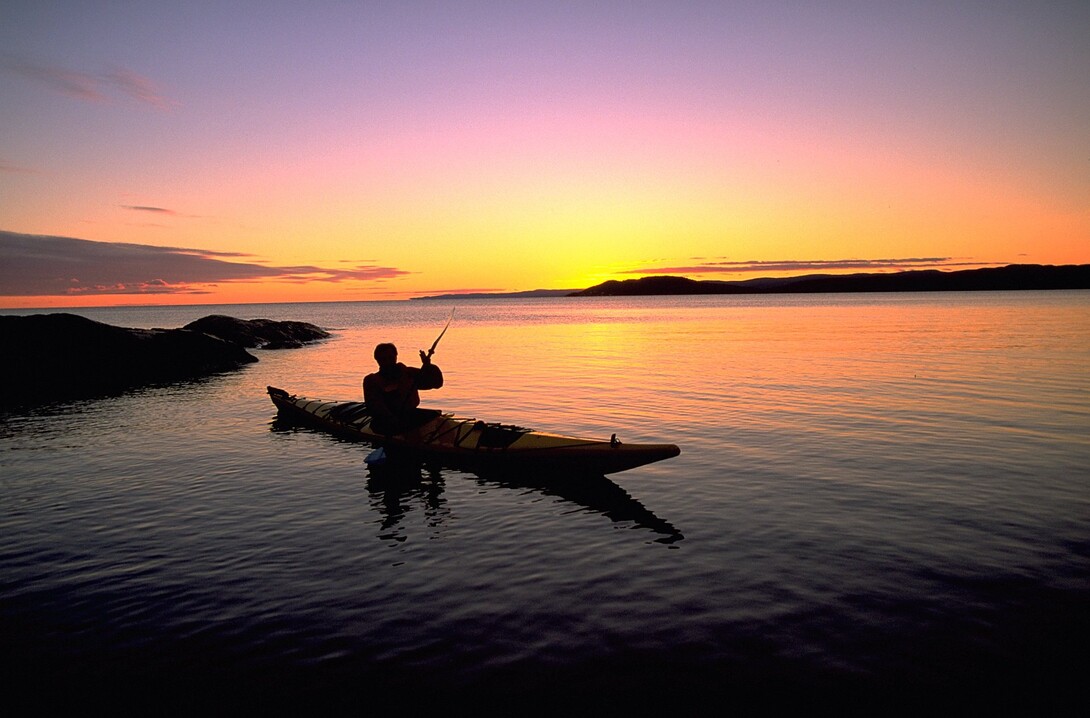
[267,386,680,475]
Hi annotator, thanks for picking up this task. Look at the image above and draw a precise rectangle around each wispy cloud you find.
[1,55,175,110]
[0,160,40,175]
[120,204,206,226]
[623,258,993,275]
[1,57,103,102]
[121,205,177,216]
[0,231,412,297]
[103,66,174,110]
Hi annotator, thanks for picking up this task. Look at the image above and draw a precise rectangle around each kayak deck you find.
[268,386,680,475]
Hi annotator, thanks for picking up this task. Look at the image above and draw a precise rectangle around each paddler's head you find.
[373,342,398,371]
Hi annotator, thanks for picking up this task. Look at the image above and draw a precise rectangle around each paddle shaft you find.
[425,308,455,360]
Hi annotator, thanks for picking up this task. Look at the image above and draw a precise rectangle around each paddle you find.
[422,307,455,362]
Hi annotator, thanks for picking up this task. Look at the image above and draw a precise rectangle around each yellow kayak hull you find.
[268,386,680,475]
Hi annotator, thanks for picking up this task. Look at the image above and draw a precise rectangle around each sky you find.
[1,0,1088,307]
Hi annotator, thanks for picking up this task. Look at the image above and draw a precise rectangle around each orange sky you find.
[2,2,1088,307]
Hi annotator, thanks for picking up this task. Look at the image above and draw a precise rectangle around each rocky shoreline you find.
[0,314,329,408]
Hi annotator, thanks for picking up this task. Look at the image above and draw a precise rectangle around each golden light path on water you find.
[251,293,1088,459]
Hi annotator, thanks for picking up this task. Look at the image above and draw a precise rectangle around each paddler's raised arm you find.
[416,350,443,390]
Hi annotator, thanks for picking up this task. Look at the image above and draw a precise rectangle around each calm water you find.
[2,292,1088,712]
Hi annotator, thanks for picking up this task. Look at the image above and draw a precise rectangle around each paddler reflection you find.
[366,459,447,543]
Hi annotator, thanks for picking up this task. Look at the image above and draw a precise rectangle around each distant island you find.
[569,264,1090,297]
[412,288,575,300]
[408,264,1090,301]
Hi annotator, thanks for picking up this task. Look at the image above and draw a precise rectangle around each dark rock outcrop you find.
[183,315,330,349]
[1,314,267,408]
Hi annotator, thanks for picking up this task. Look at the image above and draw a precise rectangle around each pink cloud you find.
[0,231,412,297]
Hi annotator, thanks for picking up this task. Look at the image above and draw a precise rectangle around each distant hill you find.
[569,264,1090,297]
[412,288,576,300]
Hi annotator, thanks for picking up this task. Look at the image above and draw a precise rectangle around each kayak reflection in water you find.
[363,342,444,435]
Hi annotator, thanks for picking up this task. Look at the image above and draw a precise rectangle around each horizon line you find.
[2,262,1088,311]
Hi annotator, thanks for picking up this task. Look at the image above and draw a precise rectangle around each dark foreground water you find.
[2,293,1088,713]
